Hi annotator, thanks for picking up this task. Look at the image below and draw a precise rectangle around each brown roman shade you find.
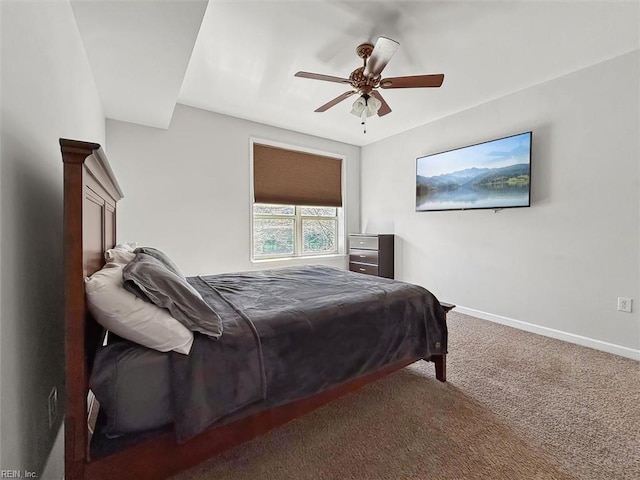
[253,143,342,207]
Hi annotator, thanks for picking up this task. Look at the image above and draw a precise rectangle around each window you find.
[253,204,338,259]
[251,141,344,261]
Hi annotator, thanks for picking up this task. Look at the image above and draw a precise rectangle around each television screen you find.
[416,131,532,212]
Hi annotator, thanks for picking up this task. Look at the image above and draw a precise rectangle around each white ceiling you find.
[73,1,639,146]
[71,0,208,128]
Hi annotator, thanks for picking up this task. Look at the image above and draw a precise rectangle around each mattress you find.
[90,338,172,436]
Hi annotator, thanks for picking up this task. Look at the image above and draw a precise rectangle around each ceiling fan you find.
[294,36,444,131]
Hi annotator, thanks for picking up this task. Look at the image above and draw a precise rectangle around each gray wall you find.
[361,51,639,356]
[0,1,105,474]
[106,104,361,276]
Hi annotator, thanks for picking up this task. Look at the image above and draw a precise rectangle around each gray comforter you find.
[171,265,447,442]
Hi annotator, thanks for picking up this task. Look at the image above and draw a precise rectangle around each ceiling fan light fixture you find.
[350,94,382,134]
[350,95,366,116]
[367,94,382,115]
[350,94,381,118]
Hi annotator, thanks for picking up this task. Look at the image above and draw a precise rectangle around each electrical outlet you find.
[617,297,632,313]
[48,387,57,429]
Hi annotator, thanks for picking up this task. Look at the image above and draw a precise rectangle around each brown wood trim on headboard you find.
[61,139,123,479]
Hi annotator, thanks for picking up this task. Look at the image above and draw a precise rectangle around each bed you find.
[61,138,450,480]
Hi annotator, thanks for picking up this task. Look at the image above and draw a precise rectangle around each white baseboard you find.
[454,306,640,361]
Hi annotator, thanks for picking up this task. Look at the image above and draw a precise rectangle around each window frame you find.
[253,205,339,260]
[249,138,346,263]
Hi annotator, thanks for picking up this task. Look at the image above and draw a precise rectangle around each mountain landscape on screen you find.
[416,132,532,211]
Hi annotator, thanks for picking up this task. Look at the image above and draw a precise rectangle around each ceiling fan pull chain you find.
[361,100,367,134]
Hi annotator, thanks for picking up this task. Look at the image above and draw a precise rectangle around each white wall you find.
[0,1,105,475]
[106,104,360,276]
[361,51,640,356]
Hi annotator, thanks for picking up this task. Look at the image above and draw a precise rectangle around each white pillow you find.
[85,261,194,355]
[105,248,135,265]
[112,242,138,253]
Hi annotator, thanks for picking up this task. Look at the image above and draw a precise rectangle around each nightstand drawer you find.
[349,235,379,250]
[349,262,379,276]
[349,249,378,265]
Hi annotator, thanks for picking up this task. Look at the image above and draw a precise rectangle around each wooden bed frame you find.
[61,138,448,480]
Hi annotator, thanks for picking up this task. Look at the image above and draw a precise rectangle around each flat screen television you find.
[416,131,532,212]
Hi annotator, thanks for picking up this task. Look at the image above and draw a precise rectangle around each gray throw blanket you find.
[170,265,447,442]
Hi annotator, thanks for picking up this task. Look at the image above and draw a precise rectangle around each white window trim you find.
[249,137,347,263]
[253,206,339,260]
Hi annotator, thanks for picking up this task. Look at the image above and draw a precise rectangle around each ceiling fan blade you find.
[363,36,399,78]
[370,91,391,117]
[295,71,351,84]
[379,74,445,89]
[314,90,356,112]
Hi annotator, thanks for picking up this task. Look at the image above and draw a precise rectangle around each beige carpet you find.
[172,312,640,480]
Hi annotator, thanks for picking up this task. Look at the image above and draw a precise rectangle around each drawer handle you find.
[359,255,366,258]
[359,268,366,272]
[359,241,365,244]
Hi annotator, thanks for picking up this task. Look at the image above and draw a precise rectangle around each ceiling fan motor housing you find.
[349,67,376,94]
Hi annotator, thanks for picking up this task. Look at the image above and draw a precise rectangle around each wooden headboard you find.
[61,139,123,478]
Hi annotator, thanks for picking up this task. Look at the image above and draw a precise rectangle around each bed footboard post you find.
[427,301,453,382]
[433,354,446,382]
